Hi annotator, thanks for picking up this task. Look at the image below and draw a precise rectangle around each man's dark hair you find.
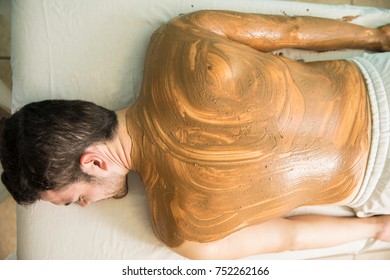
[0,100,118,205]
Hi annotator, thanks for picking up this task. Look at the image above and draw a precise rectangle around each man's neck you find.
[120,103,144,173]
[111,108,135,171]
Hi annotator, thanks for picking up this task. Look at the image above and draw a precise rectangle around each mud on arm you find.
[171,10,387,52]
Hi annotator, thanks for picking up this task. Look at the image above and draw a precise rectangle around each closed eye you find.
[64,195,82,206]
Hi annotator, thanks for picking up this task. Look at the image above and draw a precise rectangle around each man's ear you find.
[79,147,108,177]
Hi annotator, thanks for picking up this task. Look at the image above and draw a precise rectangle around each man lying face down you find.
[2,11,390,259]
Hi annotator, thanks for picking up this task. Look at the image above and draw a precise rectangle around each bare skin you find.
[41,11,390,259]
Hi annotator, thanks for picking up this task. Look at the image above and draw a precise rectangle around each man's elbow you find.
[171,241,226,260]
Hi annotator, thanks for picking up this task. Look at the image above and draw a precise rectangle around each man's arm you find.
[171,10,389,52]
[173,215,390,259]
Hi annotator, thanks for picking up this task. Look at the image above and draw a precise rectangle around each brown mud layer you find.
[126,11,373,247]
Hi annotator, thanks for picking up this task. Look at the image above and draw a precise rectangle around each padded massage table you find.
[10,0,390,259]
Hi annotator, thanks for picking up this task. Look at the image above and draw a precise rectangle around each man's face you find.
[40,175,128,207]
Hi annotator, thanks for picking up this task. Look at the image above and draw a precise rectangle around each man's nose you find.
[78,200,90,207]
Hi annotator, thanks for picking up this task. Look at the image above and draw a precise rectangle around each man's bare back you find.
[126,11,373,247]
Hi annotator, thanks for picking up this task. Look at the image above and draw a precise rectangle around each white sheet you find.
[11,0,390,259]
